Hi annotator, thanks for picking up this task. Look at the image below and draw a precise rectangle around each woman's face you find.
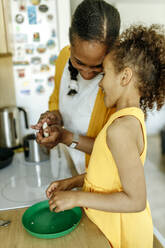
[70,36,107,80]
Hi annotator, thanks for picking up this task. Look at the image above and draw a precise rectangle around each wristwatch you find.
[69,133,79,148]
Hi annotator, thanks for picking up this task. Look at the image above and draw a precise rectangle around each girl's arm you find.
[49,118,147,213]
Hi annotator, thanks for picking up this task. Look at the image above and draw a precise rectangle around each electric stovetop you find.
[0,145,72,210]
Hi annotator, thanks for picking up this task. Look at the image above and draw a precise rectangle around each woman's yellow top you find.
[48,46,115,167]
[83,107,153,248]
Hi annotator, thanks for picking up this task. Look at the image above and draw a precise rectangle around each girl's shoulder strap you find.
[49,46,70,111]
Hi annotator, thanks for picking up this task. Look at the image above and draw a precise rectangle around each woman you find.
[32,0,120,174]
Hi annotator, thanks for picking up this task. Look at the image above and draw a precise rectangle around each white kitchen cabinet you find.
[0,0,13,54]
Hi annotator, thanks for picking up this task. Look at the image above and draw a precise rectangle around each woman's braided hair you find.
[110,24,165,115]
[68,0,120,82]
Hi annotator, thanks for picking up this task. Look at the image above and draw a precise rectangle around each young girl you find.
[46,24,165,248]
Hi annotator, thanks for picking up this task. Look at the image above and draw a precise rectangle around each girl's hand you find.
[49,191,79,212]
[46,177,78,199]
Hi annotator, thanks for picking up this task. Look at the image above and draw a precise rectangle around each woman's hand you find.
[36,124,63,149]
[49,191,79,212]
[31,110,63,130]
[36,125,72,149]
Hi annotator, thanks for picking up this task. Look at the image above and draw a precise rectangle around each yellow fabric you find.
[49,46,70,111]
[83,107,153,248]
[48,46,115,167]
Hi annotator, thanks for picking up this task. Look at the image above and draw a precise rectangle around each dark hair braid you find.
[68,0,120,82]
[68,59,79,95]
[68,59,78,81]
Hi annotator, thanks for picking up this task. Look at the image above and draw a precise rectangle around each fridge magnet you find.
[38,4,49,13]
[23,81,30,87]
[33,32,40,42]
[47,14,53,21]
[16,45,24,54]
[40,64,50,72]
[27,6,37,24]
[19,5,26,11]
[31,56,42,65]
[37,44,46,53]
[20,89,31,95]
[25,44,34,54]
[46,39,55,49]
[13,61,29,66]
[35,85,45,94]
[49,55,58,65]
[47,76,54,87]
[19,4,26,11]
[15,33,28,43]
[35,79,44,83]
[17,69,25,78]
[15,14,25,24]
[16,48,25,60]
[19,0,26,11]
[30,0,41,5]
[51,29,56,37]
[16,26,21,32]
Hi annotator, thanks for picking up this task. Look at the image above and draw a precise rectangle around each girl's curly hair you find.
[111,24,165,115]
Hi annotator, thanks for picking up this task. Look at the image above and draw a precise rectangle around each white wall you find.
[70,0,82,16]
[70,0,165,134]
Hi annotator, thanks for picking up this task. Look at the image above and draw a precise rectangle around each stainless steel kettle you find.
[0,106,28,148]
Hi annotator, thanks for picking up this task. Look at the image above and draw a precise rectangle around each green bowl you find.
[22,200,82,239]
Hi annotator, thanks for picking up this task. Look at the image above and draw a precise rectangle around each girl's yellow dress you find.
[83,107,153,248]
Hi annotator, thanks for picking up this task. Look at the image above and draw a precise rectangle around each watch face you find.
[69,142,77,149]
[69,133,79,148]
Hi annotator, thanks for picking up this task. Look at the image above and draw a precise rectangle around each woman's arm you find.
[60,129,95,154]
[36,125,95,154]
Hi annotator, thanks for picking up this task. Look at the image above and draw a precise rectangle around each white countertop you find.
[0,145,73,211]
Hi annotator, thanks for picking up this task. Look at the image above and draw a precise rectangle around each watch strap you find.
[69,133,79,148]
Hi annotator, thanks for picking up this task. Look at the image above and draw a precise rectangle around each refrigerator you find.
[10,0,71,135]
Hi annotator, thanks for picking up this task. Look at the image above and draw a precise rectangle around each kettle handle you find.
[13,118,17,139]
[18,107,29,129]
[23,137,29,158]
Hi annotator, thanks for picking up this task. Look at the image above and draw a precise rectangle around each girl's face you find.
[99,53,123,108]
[70,36,107,80]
